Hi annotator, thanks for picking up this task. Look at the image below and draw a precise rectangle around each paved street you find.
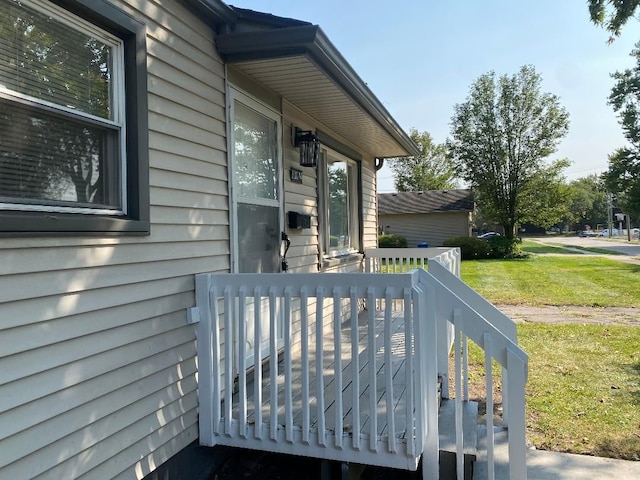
[531,235,640,256]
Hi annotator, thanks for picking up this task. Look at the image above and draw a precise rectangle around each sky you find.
[229,0,640,192]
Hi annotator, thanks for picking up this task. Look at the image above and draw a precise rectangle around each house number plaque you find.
[290,168,303,183]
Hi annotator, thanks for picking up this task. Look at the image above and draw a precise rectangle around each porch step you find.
[438,399,478,480]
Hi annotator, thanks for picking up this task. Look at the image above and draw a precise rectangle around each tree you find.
[601,46,640,219]
[449,65,570,238]
[588,0,640,40]
[566,174,608,229]
[518,159,573,229]
[388,129,457,192]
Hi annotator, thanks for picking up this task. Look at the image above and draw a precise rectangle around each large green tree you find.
[566,174,608,229]
[600,46,640,218]
[388,129,457,192]
[588,0,640,40]
[519,159,573,229]
[449,65,570,238]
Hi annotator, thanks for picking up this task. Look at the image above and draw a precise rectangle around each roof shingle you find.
[378,189,474,215]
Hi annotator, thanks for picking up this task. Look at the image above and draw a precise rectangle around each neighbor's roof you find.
[378,189,474,215]
[183,1,419,158]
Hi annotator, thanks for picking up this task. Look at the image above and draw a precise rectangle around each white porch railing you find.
[192,248,528,480]
[193,271,439,472]
[365,248,528,480]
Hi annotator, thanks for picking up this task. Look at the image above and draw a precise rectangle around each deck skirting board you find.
[212,420,421,471]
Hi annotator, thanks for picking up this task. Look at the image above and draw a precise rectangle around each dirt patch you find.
[496,304,640,326]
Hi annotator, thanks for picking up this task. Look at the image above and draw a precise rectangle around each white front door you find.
[229,89,283,367]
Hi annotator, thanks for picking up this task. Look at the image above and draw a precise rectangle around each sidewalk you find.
[525,449,640,479]
[474,427,640,480]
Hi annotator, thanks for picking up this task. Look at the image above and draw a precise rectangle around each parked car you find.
[478,232,501,239]
[598,228,619,237]
[579,230,597,237]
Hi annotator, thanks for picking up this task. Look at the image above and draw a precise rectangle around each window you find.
[321,150,360,257]
[0,0,148,235]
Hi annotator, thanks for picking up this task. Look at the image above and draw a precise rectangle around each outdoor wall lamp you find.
[293,126,320,167]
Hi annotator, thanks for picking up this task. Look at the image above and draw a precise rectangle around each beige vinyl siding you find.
[361,159,378,250]
[0,1,228,479]
[379,211,472,247]
[283,104,320,274]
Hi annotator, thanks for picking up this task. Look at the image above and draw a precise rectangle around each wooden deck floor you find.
[228,308,413,443]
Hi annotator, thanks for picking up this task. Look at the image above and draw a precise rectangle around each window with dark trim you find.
[0,0,149,235]
[319,148,361,257]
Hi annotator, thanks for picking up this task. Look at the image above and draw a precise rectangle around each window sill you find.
[322,251,364,271]
[0,211,150,237]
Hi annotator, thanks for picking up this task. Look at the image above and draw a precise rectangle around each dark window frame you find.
[0,0,149,236]
[319,147,363,259]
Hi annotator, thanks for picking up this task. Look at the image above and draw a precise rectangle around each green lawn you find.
[520,240,581,255]
[459,252,640,459]
[468,324,640,460]
[546,242,626,255]
[460,256,640,307]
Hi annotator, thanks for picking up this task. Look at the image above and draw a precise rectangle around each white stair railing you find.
[423,261,528,480]
[365,247,528,480]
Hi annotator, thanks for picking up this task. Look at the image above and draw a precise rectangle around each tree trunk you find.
[502,223,517,239]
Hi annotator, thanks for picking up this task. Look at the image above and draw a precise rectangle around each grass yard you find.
[467,324,640,460]
[520,240,582,255]
[458,251,640,460]
[460,255,640,307]
[547,242,626,255]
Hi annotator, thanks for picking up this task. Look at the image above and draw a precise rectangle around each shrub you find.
[442,236,491,260]
[378,234,407,248]
[486,236,526,259]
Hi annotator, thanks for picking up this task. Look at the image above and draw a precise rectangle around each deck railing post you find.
[506,348,528,479]
[223,286,233,436]
[194,274,216,446]
[284,287,294,443]
[333,287,344,449]
[419,277,439,480]
[238,287,248,439]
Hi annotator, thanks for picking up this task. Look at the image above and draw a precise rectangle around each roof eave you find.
[181,0,238,30]
[216,25,419,157]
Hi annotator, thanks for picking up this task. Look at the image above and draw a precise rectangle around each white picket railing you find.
[365,248,460,382]
[194,271,440,473]
[192,247,528,480]
[366,248,528,480]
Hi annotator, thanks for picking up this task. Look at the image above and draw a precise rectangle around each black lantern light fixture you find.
[293,126,320,167]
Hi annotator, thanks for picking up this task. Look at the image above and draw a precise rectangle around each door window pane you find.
[233,101,278,201]
[237,202,280,273]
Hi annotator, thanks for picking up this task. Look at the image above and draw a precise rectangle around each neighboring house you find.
[0,1,418,479]
[378,189,474,247]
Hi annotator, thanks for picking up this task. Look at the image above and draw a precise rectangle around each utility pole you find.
[607,193,614,237]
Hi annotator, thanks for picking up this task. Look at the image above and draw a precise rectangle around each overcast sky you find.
[229,0,640,192]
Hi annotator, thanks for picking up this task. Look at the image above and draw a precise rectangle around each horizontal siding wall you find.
[282,103,320,275]
[0,1,228,479]
[362,160,378,251]
[379,212,471,247]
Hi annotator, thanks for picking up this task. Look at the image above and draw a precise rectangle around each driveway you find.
[531,235,640,257]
